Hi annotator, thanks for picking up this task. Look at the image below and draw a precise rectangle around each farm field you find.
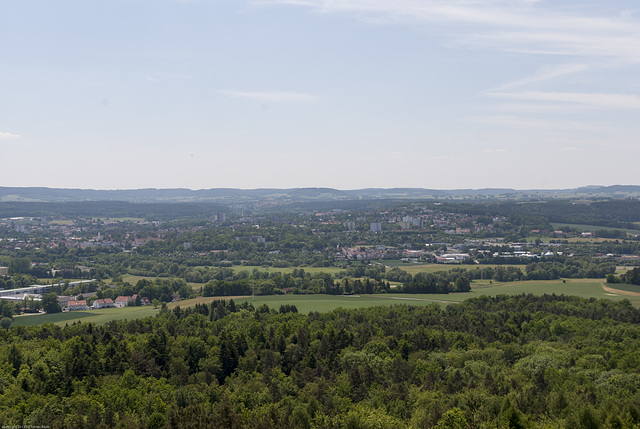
[14,278,640,327]
[94,217,146,223]
[616,266,635,274]
[224,278,640,312]
[12,305,159,327]
[49,219,75,225]
[232,279,640,312]
[550,222,640,236]
[468,278,640,303]
[602,282,640,295]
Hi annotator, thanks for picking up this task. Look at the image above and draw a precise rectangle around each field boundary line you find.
[372,295,458,304]
[601,283,640,296]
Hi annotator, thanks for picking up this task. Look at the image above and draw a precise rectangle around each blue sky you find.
[2,0,640,190]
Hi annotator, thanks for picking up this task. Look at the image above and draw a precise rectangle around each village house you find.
[93,298,114,309]
[58,295,76,308]
[68,300,88,311]
[114,296,132,308]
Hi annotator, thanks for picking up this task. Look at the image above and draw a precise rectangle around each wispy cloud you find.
[487,103,595,114]
[218,90,318,102]
[488,63,589,92]
[467,115,607,131]
[259,1,640,62]
[0,132,21,140]
[485,91,640,109]
[459,31,640,61]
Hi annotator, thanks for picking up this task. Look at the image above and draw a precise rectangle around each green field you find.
[119,274,156,284]
[12,305,159,327]
[467,278,637,302]
[616,266,635,274]
[94,217,147,223]
[232,279,639,312]
[551,222,640,236]
[14,278,640,327]
[49,219,75,225]
[603,282,640,294]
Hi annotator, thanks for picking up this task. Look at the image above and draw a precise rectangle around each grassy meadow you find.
[233,278,640,312]
[550,222,640,236]
[12,305,160,328]
[616,266,635,274]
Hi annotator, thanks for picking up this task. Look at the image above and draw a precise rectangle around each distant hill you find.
[1,185,639,205]
[0,201,228,220]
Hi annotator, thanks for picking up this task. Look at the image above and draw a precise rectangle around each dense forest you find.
[3,295,640,428]
[441,200,640,232]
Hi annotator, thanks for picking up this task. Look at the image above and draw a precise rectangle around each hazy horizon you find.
[1,184,637,193]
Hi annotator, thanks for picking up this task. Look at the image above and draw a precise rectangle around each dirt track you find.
[601,283,640,296]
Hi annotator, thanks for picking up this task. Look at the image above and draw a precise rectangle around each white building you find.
[68,300,88,311]
[93,298,114,309]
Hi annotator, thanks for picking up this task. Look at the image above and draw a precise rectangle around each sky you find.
[2,0,640,190]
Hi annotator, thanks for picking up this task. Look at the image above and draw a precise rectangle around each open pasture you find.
[602,282,640,295]
[233,278,640,313]
[550,222,640,236]
[616,266,636,274]
[12,305,159,327]
[94,217,147,223]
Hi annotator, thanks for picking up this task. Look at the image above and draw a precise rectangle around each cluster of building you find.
[0,280,96,303]
[435,253,471,263]
[332,209,504,235]
[0,217,169,251]
[338,245,401,261]
[65,294,152,311]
